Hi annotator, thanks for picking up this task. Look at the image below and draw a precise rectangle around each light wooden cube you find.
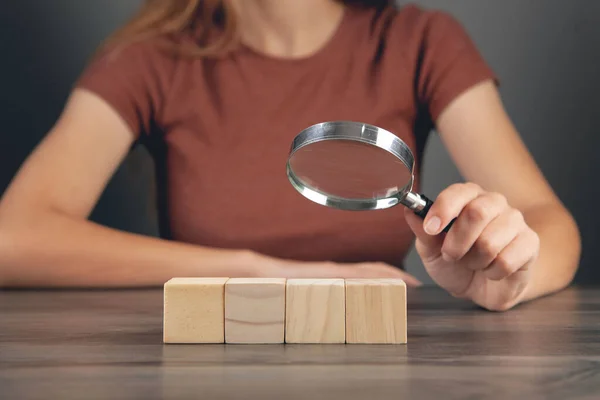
[163,277,229,344]
[224,278,286,344]
[345,279,407,344]
[285,279,345,344]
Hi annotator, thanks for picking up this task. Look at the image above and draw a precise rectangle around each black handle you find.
[413,194,455,233]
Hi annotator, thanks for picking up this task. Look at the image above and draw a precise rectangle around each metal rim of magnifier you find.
[286,121,416,211]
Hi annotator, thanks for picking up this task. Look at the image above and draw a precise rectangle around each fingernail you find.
[424,216,441,234]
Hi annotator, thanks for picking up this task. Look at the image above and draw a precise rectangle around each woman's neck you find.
[231,0,346,59]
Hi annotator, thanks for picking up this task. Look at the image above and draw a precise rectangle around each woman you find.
[0,0,580,311]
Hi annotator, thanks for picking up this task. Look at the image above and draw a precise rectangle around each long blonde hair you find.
[103,0,393,58]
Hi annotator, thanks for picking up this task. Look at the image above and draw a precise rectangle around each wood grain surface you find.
[1,286,599,399]
[285,278,345,343]
[225,278,286,344]
[345,278,406,344]
[163,277,228,343]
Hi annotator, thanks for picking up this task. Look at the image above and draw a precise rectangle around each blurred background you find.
[1,0,599,285]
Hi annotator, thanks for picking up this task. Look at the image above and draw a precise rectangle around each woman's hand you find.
[257,254,422,287]
[404,182,540,311]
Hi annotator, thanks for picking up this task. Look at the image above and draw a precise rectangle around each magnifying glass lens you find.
[288,139,412,200]
[287,121,455,232]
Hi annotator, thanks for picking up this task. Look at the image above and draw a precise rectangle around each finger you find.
[390,269,423,287]
[441,192,508,262]
[355,263,423,287]
[404,207,443,247]
[289,262,346,278]
[386,270,422,287]
[404,208,444,262]
[461,208,525,271]
[483,229,540,281]
[423,183,485,235]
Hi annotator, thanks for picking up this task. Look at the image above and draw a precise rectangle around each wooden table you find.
[1,286,599,399]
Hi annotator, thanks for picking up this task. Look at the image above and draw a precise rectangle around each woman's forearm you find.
[0,211,262,288]
[519,202,581,303]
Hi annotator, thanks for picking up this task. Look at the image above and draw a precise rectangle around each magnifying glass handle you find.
[413,194,455,233]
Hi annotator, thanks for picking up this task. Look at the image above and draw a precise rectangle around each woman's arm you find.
[435,80,580,303]
[0,89,267,288]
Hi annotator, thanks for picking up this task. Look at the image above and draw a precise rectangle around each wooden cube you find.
[345,279,407,344]
[224,278,286,344]
[163,277,229,344]
[285,279,345,343]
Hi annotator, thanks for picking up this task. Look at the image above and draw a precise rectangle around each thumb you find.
[404,207,444,260]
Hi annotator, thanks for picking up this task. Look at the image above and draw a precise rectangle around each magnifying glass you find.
[286,121,454,233]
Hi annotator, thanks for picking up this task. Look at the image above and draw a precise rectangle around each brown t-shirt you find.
[77,4,496,268]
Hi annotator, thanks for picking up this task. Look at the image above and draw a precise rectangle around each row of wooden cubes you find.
[164,278,406,344]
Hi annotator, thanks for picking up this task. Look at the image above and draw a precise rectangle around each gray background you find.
[1,1,598,284]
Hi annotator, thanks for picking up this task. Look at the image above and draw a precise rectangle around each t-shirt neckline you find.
[237,7,354,68]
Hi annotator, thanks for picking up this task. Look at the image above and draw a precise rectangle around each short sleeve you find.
[416,11,498,122]
[75,40,172,139]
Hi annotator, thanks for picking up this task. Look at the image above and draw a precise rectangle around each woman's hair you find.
[103,0,394,58]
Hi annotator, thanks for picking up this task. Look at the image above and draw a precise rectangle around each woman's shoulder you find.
[361,2,473,50]
[352,2,496,121]
[77,33,192,101]
[86,36,181,74]
[394,2,459,25]
[75,35,184,138]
